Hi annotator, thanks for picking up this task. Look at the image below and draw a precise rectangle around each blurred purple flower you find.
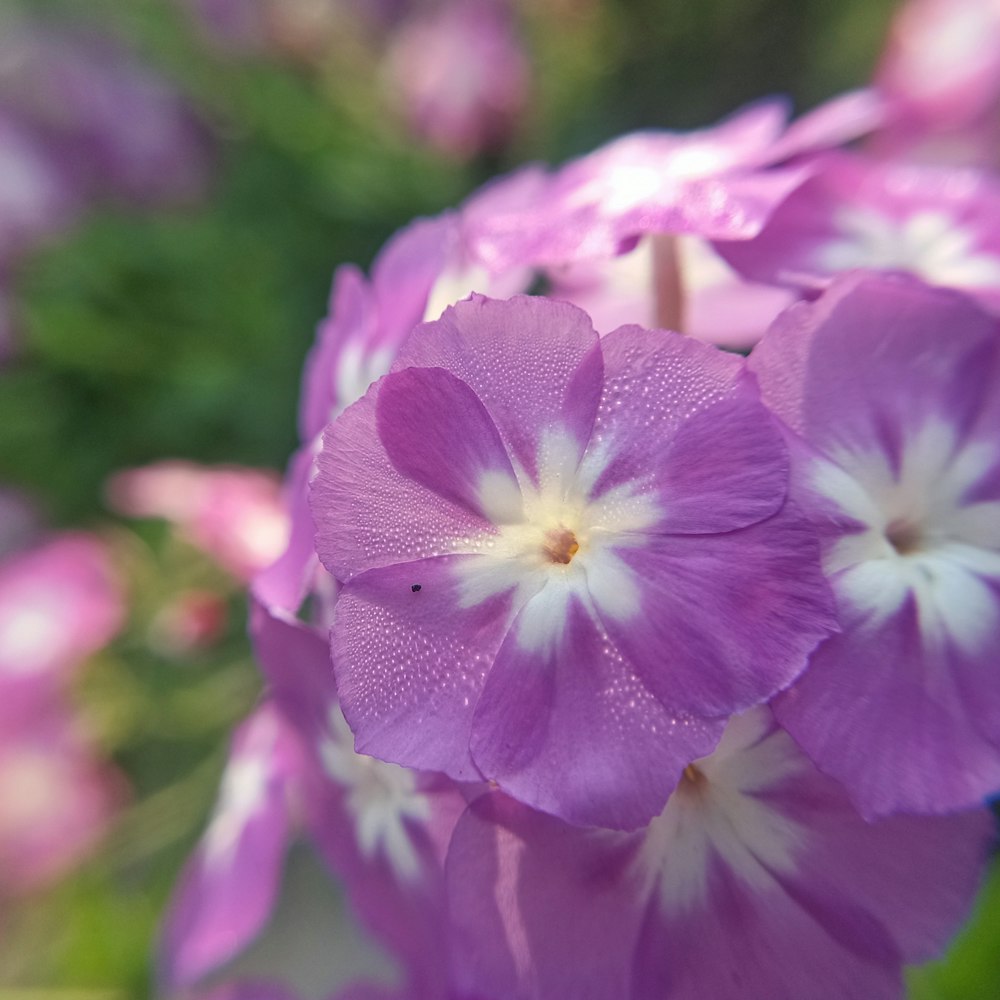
[0,18,210,207]
[385,0,530,160]
[717,153,1000,312]
[752,272,1000,817]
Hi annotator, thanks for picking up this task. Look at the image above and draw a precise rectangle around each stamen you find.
[682,763,704,786]
[885,518,923,556]
[542,527,580,564]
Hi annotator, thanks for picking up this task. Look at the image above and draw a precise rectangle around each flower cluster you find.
[160,1,1000,997]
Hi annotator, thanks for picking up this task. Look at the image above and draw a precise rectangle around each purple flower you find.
[445,708,994,1000]
[716,153,1000,312]
[159,703,305,990]
[311,294,836,829]
[251,601,473,1000]
[750,272,1000,817]
[465,93,884,274]
[0,110,80,265]
[0,18,210,207]
[385,0,531,161]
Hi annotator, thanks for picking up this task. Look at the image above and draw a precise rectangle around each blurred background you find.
[0,0,996,996]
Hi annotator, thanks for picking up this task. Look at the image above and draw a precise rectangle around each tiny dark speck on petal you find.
[411,584,422,593]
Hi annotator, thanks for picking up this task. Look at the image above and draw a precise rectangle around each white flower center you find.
[815,419,1000,648]
[819,207,1000,289]
[319,706,431,882]
[458,428,660,653]
[640,709,808,913]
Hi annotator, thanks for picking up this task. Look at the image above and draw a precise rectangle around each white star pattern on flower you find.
[814,419,1000,648]
[819,207,1000,289]
[456,426,659,653]
[319,705,431,883]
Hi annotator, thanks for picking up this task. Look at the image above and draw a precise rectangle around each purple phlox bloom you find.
[175,837,409,1000]
[872,0,1000,167]
[0,110,80,265]
[385,0,530,161]
[251,600,474,1000]
[0,703,124,896]
[159,703,306,991]
[465,92,884,274]
[750,271,1000,817]
[716,152,1000,313]
[0,18,210,206]
[311,294,836,830]
[445,706,995,1000]
[0,532,124,719]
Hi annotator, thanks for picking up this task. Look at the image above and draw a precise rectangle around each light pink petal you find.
[331,556,514,781]
[606,506,836,717]
[471,598,722,830]
[592,325,789,531]
[376,366,519,519]
[393,295,602,479]
[446,792,642,1000]
[312,381,493,581]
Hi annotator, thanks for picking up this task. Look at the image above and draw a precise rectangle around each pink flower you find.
[385,0,530,161]
[751,272,1000,816]
[108,462,289,583]
[0,532,124,710]
[873,0,1000,166]
[445,708,993,1000]
[0,706,124,895]
[311,294,836,829]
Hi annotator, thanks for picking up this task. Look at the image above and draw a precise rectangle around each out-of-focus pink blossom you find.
[0,706,124,895]
[874,0,1000,166]
[107,462,290,583]
[385,0,530,160]
[149,589,229,658]
[0,533,124,708]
